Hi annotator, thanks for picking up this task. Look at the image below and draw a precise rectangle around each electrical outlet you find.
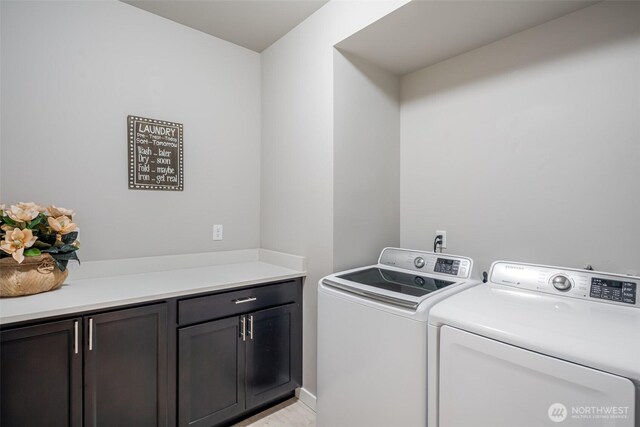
[212,224,223,241]
[436,230,447,249]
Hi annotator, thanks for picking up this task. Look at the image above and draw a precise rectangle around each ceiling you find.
[122,0,329,52]
[336,1,598,76]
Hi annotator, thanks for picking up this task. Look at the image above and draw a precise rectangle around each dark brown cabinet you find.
[178,316,246,427]
[1,319,83,427]
[245,303,301,409]
[0,303,168,427]
[84,304,168,427]
[1,278,302,427]
[177,281,302,427]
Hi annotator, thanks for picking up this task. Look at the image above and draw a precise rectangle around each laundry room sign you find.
[128,115,183,191]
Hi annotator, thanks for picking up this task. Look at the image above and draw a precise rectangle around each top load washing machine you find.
[428,260,640,427]
[317,247,480,427]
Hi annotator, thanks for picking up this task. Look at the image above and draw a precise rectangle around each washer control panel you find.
[590,277,636,305]
[490,261,639,308]
[378,248,473,279]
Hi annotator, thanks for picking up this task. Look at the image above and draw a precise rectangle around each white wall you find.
[1,0,261,261]
[401,2,640,276]
[261,0,407,398]
[0,1,3,199]
[333,50,400,272]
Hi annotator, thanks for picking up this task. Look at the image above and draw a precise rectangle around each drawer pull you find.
[233,296,257,304]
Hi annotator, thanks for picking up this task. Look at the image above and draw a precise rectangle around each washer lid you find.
[338,267,455,295]
[428,284,640,381]
[323,248,474,310]
[323,266,461,310]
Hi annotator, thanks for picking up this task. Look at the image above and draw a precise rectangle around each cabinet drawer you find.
[178,281,298,326]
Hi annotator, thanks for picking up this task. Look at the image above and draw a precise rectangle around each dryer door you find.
[438,326,635,427]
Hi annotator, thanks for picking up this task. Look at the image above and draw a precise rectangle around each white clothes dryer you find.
[428,261,640,427]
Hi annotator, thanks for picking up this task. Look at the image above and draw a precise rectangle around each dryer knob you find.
[551,275,572,291]
[414,257,425,269]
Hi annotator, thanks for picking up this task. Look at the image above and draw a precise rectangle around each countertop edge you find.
[1,251,307,327]
[0,272,305,326]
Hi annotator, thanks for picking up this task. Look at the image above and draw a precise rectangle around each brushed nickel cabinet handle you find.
[74,321,79,355]
[240,316,246,341]
[233,296,257,304]
[88,318,93,351]
[249,315,254,340]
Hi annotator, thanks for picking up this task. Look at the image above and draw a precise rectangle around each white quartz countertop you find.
[0,249,306,326]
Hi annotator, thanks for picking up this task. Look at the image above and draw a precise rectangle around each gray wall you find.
[1,0,261,261]
[260,0,407,398]
[333,50,400,272]
[400,2,640,276]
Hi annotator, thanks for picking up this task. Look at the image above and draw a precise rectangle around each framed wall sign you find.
[128,115,183,191]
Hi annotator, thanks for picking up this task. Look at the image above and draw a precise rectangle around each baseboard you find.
[295,387,317,412]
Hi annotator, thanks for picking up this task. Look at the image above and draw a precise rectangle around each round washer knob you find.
[414,257,425,269]
[551,275,572,291]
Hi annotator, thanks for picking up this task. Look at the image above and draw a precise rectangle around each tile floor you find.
[233,398,316,427]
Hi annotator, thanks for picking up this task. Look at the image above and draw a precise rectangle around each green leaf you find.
[33,240,52,249]
[3,216,17,227]
[50,252,78,270]
[27,216,43,229]
[39,233,57,245]
[24,248,41,257]
[51,256,67,272]
[61,231,78,245]
[57,244,78,253]
[52,251,80,263]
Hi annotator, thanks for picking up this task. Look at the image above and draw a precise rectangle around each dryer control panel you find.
[490,261,639,308]
[378,248,473,279]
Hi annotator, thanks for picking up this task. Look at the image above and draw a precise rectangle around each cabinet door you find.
[178,316,246,427]
[1,319,82,427]
[84,303,168,427]
[246,303,301,409]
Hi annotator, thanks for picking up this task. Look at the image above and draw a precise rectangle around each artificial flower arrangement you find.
[0,202,80,271]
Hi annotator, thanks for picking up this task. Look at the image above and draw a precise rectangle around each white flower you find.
[48,216,78,235]
[0,228,37,263]
[47,205,75,218]
[6,204,39,223]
